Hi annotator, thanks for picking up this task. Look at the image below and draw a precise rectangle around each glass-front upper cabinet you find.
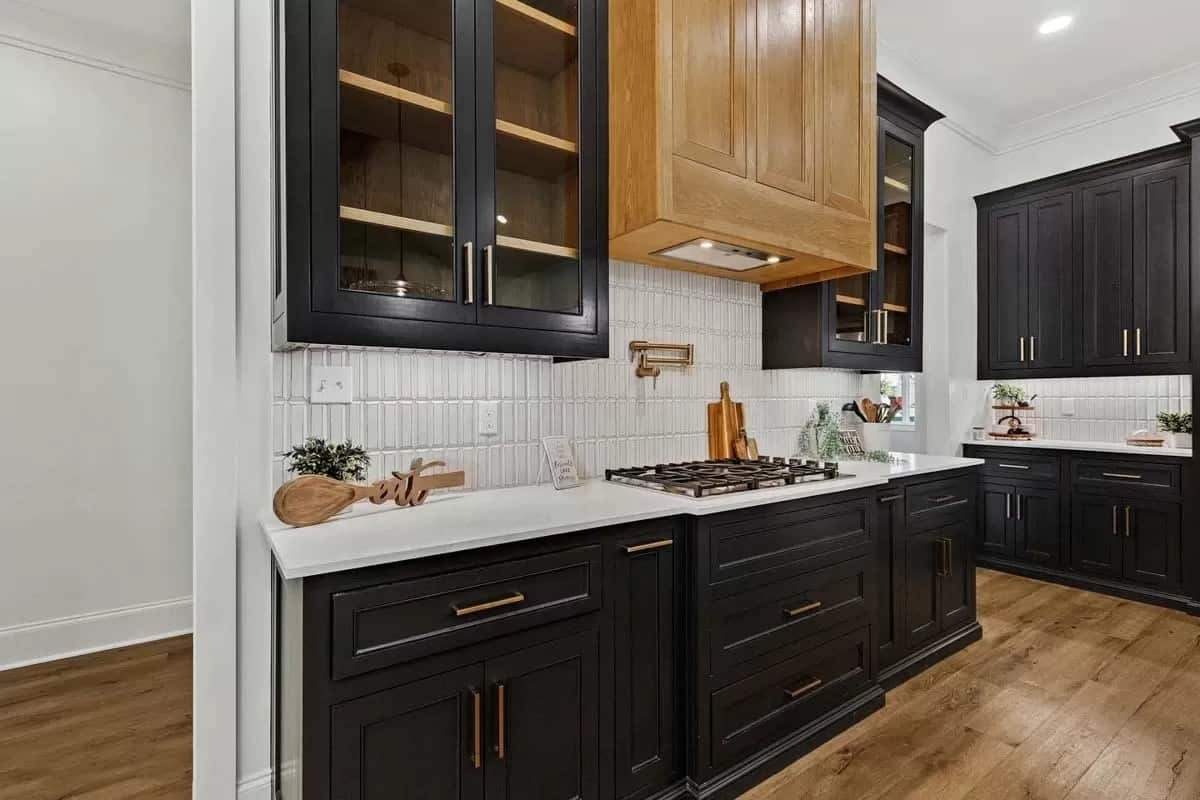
[276,0,608,357]
[880,123,916,349]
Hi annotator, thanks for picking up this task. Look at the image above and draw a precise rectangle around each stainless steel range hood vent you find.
[652,239,790,272]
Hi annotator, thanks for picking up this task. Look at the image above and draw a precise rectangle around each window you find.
[877,373,918,426]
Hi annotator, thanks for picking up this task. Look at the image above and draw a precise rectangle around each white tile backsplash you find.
[991,376,1192,443]
[272,261,862,489]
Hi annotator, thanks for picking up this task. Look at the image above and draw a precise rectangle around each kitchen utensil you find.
[876,403,891,423]
[843,401,868,423]
[273,459,466,526]
[733,432,750,460]
[707,382,746,459]
[747,437,759,459]
[861,398,877,425]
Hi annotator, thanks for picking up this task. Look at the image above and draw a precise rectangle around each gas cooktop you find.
[605,457,843,498]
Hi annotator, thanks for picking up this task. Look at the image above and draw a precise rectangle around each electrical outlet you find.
[311,365,353,404]
[1062,398,1076,417]
[479,400,499,435]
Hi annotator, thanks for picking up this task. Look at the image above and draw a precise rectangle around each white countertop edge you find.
[263,454,983,580]
[962,438,1193,458]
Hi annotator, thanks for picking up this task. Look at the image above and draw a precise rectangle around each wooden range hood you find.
[609,0,878,289]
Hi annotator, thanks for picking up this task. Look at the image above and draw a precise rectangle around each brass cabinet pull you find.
[1020,336,1026,362]
[496,683,506,760]
[483,245,495,306]
[452,591,526,617]
[1123,329,1129,358]
[1006,493,1011,520]
[471,688,482,769]
[930,494,958,504]
[879,494,903,504]
[624,539,673,554]
[783,601,823,618]
[1030,336,1036,362]
[463,241,475,304]
[882,309,889,345]
[785,678,823,699]
[1102,472,1143,481]
[1136,327,1142,357]
[1125,506,1132,538]
[1112,505,1119,536]
[1016,494,1022,522]
[998,463,1030,470]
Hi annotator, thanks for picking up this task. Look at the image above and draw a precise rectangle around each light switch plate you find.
[479,400,499,435]
[1062,398,1076,417]
[311,365,353,404]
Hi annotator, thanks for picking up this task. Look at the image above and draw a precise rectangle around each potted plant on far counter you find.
[286,437,371,481]
[1157,411,1193,449]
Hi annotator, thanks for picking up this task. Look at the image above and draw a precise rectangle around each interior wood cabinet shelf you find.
[497,234,579,258]
[836,294,866,307]
[339,205,453,237]
[495,0,577,78]
[883,242,908,255]
[882,302,909,314]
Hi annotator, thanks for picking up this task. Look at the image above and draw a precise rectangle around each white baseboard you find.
[238,768,273,800]
[0,596,192,672]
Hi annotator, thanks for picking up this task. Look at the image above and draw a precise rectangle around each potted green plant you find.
[991,383,1028,408]
[286,437,371,481]
[1156,411,1192,449]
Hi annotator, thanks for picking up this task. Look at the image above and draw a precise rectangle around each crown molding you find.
[0,0,189,90]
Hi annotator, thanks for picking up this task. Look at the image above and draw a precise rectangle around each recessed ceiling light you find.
[699,241,714,249]
[766,256,781,264]
[1038,15,1073,35]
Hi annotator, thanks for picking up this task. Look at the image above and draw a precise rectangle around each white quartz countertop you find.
[962,437,1193,459]
[262,453,983,579]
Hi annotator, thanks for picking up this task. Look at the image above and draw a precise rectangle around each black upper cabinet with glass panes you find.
[763,78,942,373]
[275,0,607,357]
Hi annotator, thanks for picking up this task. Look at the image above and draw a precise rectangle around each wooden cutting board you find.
[707,382,745,459]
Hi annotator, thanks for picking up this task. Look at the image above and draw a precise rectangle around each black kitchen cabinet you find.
[485,631,600,800]
[276,0,609,358]
[1071,494,1124,579]
[763,77,943,373]
[976,126,1195,378]
[331,664,486,800]
[978,482,1015,558]
[1072,495,1181,589]
[1014,486,1060,566]
[904,521,970,653]
[874,490,905,672]
[607,525,678,800]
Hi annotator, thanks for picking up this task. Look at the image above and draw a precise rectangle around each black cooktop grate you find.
[605,457,840,498]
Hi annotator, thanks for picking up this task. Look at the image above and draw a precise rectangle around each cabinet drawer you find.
[906,476,975,530]
[708,626,871,770]
[706,496,871,596]
[330,546,602,679]
[978,453,1059,484]
[1071,458,1181,497]
[709,557,869,676]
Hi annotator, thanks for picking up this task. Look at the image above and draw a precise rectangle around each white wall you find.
[0,13,192,668]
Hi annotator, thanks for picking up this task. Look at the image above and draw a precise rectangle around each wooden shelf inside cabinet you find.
[883,242,909,256]
[882,302,909,313]
[497,234,579,259]
[496,121,578,179]
[836,294,867,307]
[494,0,578,78]
[340,205,453,238]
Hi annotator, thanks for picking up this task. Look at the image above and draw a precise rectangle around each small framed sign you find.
[541,436,581,490]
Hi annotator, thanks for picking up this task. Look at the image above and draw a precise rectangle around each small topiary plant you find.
[286,437,370,481]
[992,383,1027,407]
[1157,411,1193,435]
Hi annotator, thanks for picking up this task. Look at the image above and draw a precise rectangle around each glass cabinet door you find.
[879,126,916,348]
[476,0,598,331]
[319,0,475,322]
[832,273,873,344]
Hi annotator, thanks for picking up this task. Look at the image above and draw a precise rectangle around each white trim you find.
[238,768,274,800]
[0,32,190,92]
[0,597,192,673]
[192,0,240,795]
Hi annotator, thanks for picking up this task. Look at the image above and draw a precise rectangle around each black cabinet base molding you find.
[977,556,1192,614]
[877,621,984,692]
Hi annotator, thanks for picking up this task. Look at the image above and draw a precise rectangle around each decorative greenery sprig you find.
[286,437,371,481]
[991,383,1027,406]
[1156,411,1192,435]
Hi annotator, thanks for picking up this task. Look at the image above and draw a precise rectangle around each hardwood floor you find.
[0,636,191,799]
[741,569,1200,800]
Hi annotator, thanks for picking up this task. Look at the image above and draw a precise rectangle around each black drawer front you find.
[330,545,602,679]
[906,476,975,530]
[709,557,869,676]
[709,626,871,770]
[706,497,871,595]
[978,453,1059,484]
[1072,458,1182,497]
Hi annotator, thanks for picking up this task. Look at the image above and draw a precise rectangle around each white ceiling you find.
[878,0,1200,149]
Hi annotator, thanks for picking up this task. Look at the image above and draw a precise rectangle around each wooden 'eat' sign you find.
[273,458,465,527]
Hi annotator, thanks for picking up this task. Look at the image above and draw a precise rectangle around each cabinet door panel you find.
[331,664,485,800]
[610,529,677,799]
[1027,193,1075,369]
[987,204,1029,371]
[938,522,972,632]
[1070,495,1124,579]
[754,0,818,199]
[672,0,748,176]
[821,0,875,220]
[877,120,919,353]
[1133,165,1190,366]
[875,492,905,670]
[1082,179,1134,366]
[978,483,1014,558]
[1124,500,1181,589]
[903,529,941,651]
[1015,487,1060,566]
[486,631,599,800]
